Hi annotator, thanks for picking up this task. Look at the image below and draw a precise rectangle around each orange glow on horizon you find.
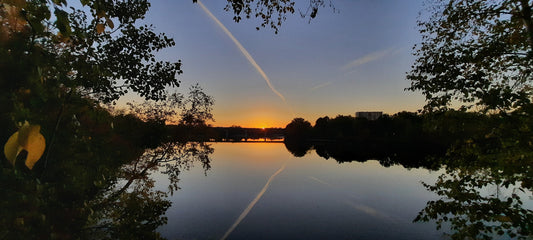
[212,124,285,129]
[213,118,288,129]
[212,103,294,129]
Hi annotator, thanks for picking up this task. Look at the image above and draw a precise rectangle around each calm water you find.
[154,142,450,240]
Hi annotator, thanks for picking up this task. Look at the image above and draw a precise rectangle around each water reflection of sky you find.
[155,143,447,240]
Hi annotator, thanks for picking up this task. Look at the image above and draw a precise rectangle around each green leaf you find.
[54,7,71,36]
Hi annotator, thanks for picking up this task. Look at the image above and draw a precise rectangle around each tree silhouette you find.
[194,0,335,34]
[407,0,533,112]
[284,117,312,141]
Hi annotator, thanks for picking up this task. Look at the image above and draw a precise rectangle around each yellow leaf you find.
[21,125,45,169]
[3,121,46,169]
[4,131,22,165]
[96,23,105,34]
[17,121,31,146]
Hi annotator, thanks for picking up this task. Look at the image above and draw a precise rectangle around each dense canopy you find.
[407,0,533,112]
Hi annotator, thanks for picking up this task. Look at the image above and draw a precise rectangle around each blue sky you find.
[128,0,426,127]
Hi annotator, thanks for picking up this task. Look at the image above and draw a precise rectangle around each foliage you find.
[0,99,140,239]
[192,0,334,33]
[416,168,532,239]
[178,83,215,127]
[0,0,182,143]
[284,117,312,140]
[209,126,284,142]
[282,113,447,168]
[222,0,295,33]
[285,113,443,145]
[414,105,533,239]
[24,0,181,101]
[407,0,533,112]
[0,101,215,239]
[0,0,185,180]
[124,83,214,127]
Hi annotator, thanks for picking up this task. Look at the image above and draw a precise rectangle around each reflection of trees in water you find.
[283,113,448,170]
[414,140,533,239]
[415,166,532,240]
[283,140,443,170]
[85,141,213,239]
[159,142,213,194]
[0,141,213,240]
[414,112,533,239]
[283,140,313,157]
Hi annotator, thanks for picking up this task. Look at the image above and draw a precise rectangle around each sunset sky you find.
[124,0,426,128]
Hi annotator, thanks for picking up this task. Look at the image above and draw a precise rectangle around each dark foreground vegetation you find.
[0,0,216,238]
[0,89,216,239]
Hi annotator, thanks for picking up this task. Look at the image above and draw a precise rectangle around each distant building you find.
[356,111,382,120]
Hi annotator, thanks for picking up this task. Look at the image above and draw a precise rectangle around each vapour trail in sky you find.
[220,163,287,240]
[308,176,399,223]
[196,1,292,113]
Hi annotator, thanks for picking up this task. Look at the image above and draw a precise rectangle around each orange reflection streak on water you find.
[214,143,288,165]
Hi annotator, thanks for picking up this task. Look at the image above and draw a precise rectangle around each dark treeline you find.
[283,112,447,169]
[283,108,533,170]
[210,127,284,142]
[165,125,284,142]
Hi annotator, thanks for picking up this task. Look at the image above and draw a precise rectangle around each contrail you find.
[308,176,333,187]
[197,1,292,110]
[343,200,397,222]
[308,176,399,223]
[220,163,287,240]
